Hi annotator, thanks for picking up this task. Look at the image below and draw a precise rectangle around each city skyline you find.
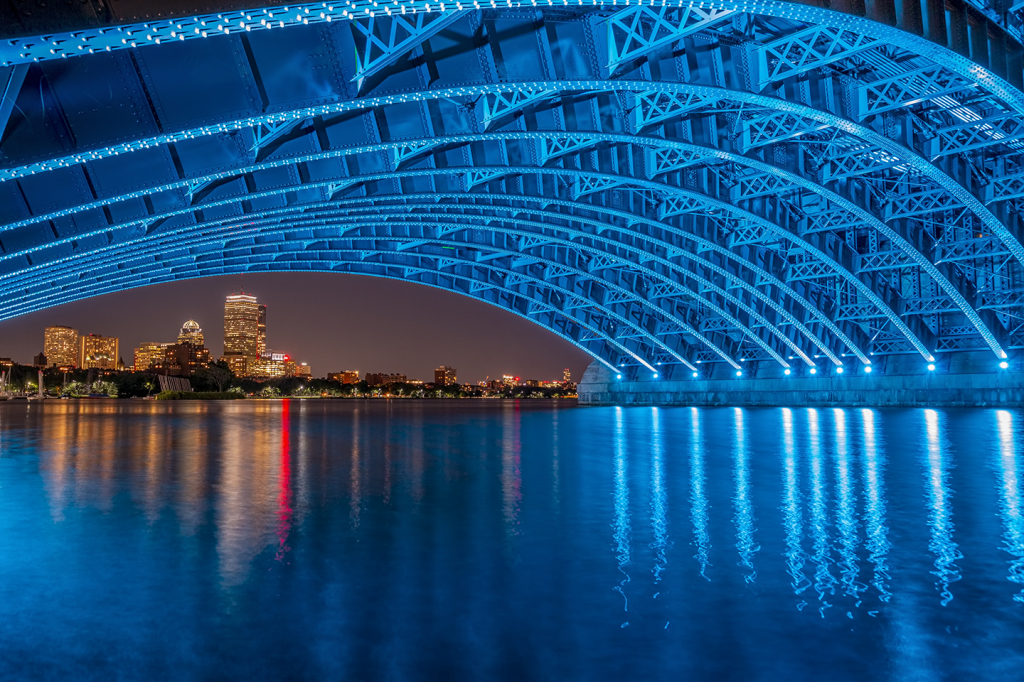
[0,273,592,383]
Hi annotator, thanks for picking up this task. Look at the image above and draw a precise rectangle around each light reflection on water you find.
[689,406,711,579]
[995,410,1024,602]
[2,400,1024,680]
[860,408,892,603]
[612,406,631,619]
[922,409,963,606]
[781,407,809,598]
[732,408,758,583]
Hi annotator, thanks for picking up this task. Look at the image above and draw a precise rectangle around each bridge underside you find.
[2,1,1024,380]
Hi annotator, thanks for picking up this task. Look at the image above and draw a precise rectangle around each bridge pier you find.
[577,353,1024,408]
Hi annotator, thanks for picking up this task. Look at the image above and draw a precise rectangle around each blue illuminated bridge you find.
[3,0,1024,381]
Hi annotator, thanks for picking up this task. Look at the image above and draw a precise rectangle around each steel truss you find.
[2,1,1024,372]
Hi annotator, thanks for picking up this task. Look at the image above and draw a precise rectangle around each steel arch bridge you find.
[2,0,1024,377]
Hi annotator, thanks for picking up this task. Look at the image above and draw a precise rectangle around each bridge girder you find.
[2,1,1024,370]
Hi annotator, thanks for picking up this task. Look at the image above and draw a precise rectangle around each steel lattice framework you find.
[2,0,1024,377]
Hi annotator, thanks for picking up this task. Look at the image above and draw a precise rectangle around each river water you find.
[0,400,1022,680]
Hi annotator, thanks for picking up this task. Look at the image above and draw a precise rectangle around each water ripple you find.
[995,411,1024,602]
[923,409,963,606]
[732,408,759,584]
[689,407,711,580]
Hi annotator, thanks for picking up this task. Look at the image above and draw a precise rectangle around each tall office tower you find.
[434,365,457,386]
[223,294,260,357]
[134,342,171,371]
[79,334,119,370]
[257,304,267,355]
[563,368,571,383]
[44,325,79,368]
[177,319,205,346]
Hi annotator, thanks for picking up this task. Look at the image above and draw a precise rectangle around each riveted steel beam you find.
[351,11,461,81]
[605,4,735,73]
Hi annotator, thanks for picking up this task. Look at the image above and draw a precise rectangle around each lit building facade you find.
[44,325,79,368]
[563,369,571,383]
[434,366,457,385]
[221,355,251,377]
[224,294,260,373]
[158,342,211,376]
[257,304,267,356]
[328,370,360,384]
[293,363,311,378]
[134,342,171,371]
[366,372,407,386]
[177,319,205,345]
[224,294,260,356]
[250,352,289,379]
[79,334,119,370]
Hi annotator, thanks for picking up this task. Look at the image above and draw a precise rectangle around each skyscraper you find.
[223,294,260,374]
[257,304,267,356]
[79,334,119,370]
[44,325,78,368]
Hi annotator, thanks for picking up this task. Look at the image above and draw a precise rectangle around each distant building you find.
[134,342,171,372]
[501,375,519,386]
[293,363,312,378]
[177,319,205,346]
[223,294,260,372]
[328,370,360,384]
[366,372,407,386]
[250,352,292,380]
[32,352,47,368]
[157,343,211,376]
[79,334,119,370]
[257,304,267,356]
[44,325,78,368]
[434,365,457,385]
[563,368,571,383]
[221,355,251,377]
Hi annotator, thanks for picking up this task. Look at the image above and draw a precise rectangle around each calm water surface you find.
[1,400,1022,680]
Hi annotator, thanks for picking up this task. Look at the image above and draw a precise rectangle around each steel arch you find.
[0,129,1001,356]
[3,1,1024,372]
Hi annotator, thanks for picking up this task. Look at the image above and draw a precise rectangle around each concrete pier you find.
[577,353,1024,407]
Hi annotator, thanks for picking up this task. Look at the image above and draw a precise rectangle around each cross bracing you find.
[2,2,1024,374]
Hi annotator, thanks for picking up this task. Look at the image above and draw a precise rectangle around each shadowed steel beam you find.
[0,64,27,141]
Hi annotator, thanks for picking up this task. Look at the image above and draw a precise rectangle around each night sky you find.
[0,273,593,384]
